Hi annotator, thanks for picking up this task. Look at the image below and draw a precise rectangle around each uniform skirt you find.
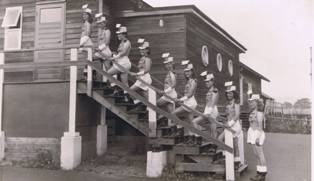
[94,44,112,59]
[133,73,152,91]
[247,127,265,145]
[113,56,131,73]
[182,96,197,112]
[80,36,93,47]
[159,89,177,104]
[227,120,242,138]
[203,106,219,119]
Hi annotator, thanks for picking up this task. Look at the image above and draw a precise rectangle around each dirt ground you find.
[76,133,311,181]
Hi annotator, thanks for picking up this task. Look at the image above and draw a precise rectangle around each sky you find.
[144,0,313,103]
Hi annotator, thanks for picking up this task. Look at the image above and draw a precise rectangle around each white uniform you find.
[182,79,197,112]
[94,28,112,59]
[226,102,242,138]
[80,21,93,47]
[247,110,266,145]
[132,57,152,91]
[159,71,177,103]
[113,39,131,72]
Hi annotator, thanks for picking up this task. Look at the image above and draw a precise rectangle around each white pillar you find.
[61,48,82,170]
[148,88,157,138]
[238,130,245,165]
[225,130,235,181]
[146,88,166,178]
[0,53,5,161]
[146,151,167,178]
[86,48,93,97]
[97,107,107,156]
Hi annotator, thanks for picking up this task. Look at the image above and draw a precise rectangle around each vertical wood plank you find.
[87,48,93,97]
[0,53,4,131]
[225,130,235,181]
[69,48,78,134]
[148,88,157,137]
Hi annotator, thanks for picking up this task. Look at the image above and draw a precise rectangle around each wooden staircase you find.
[78,60,244,179]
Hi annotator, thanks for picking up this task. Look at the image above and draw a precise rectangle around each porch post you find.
[97,107,107,156]
[0,53,5,161]
[60,48,82,170]
[146,88,167,178]
[225,130,235,181]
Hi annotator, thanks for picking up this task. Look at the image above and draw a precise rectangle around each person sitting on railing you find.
[157,54,177,128]
[217,81,242,168]
[94,14,112,84]
[80,4,93,52]
[106,24,132,102]
[192,72,219,140]
[247,94,267,181]
[128,38,152,111]
[172,60,198,145]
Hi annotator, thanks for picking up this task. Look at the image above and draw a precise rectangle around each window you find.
[40,8,62,23]
[1,6,23,50]
[216,53,222,72]
[228,59,233,76]
[201,45,209,67]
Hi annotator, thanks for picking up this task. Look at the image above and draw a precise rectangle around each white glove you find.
[179,96,188,101]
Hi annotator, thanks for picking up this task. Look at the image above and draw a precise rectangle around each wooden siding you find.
[241,70,262,112]
[185,14,241,108]
[116,14,186,90]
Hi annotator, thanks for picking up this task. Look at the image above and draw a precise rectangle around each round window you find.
[228,59,233,76]
[201,45,209,67]
[216,53,222,72]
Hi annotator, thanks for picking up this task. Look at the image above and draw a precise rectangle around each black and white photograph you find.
[0,0,311,181]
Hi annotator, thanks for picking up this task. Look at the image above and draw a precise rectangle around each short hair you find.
[257,99,265,112]
[225,90,240,103]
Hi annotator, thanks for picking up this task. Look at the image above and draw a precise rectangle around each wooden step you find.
[176,162,225,174]
[148,137,179,146]
[187,155,214,163]
[174,145,201,155]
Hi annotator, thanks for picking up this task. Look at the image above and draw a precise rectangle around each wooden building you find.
[0,0,267,172]
[239,61,270,112]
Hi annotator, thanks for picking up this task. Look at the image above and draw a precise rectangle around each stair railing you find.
[84,48,233,153]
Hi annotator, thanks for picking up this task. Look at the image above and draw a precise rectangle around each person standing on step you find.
[217,81,242,168]
[192,72,219,140]
[156,53,177,128]
[94,14,112,85]
[128,38,152,111]
[106,24,132,103]
[172,60,198,145]
[247,94,267,181]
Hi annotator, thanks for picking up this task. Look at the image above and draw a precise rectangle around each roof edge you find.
[240,61,270,82]
[115,5,247,53]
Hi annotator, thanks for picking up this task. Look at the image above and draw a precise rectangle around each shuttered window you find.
[1,6,23,50]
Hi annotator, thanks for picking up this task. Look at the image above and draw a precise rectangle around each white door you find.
[34,3,65,80]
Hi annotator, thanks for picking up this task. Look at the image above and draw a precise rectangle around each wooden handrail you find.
[0,61,87,71]
[86,61,233,153]
[0,46,94,53]
[108,59,234,133]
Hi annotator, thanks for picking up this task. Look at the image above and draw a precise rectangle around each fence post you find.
[87,48,93,96]
[97,107,107,156]
[146,87,166,178]
[60,48,82,170]
[225,129,235,181]
[0,53,5,161]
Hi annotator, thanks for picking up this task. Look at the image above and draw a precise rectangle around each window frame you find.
[228,59,233,76]
[2,6,23,51]
[216,53,223,72]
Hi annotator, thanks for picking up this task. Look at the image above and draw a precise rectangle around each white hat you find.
[116,24,121,28]
[116,26,127,34]
[204,74,214,81]
[181,60,190,66]
[249,94,260,101]
[163,57,174,64]
[137,38,145,44]
[200,71,208,77]
[224,81,233,87]
[162,52,170,58]
[95,13,102,18]
[139,42,150,49]
[225,85,236,92]
[184,63,193,71]
[82,4,88,9]
[96,16,106,23]
[84,8,92,14]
